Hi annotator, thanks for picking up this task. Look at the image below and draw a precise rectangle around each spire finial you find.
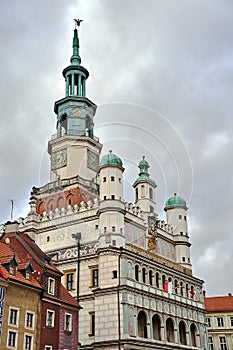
[71,20,83,65]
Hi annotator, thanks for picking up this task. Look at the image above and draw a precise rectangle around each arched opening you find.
[152,314,161,340]
[61,114,67,135]
[142,267,146,283]
[186,283,189,297]
[156,272,160,288]
[190,323,197,347]
[141,185,145,198]
[138,311,147,338]
[135,188,138,201]
[57,196,65,209]
[86,115,91,137]
[166,318,175,343]
[179,320,187,345]
[149,187,153,200]
[174,279,179,294]
[135,265,139,281]
[148,270,153,286]
[180,282,183,296]
[47,199,55,212]
[66,194,74,207]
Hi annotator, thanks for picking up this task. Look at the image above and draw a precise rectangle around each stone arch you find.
[47,199,55,212]
[179,320,187,345]
[166,317,175,343]
[57,196,65,209]
[66,193,74,206]
[152,314,161,340]
[190,323,197,347]
[138,310,148,338]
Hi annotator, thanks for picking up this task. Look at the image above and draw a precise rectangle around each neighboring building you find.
[16,25,208,349]
[0,221,80,350]
[205,294,233,350]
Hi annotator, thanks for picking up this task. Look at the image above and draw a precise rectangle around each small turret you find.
[164,193,191,268]
[133,156,157,216]
[98,151,125,247]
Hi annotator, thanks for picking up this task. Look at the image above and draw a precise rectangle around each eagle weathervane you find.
[74,19,83,28]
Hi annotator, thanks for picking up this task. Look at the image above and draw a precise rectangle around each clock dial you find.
[87,149,99,172]
[51,149,67,170]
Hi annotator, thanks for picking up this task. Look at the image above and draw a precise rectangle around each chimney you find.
[4,221,19,233]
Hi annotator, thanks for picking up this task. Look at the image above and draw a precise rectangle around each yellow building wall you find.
[0,282,41,350]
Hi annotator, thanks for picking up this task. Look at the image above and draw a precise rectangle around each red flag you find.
[164,281,168,292]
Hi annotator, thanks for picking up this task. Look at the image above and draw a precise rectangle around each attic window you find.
[25,271,31,280]
[9,266,15,275]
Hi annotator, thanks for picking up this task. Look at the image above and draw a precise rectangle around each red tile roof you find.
[60,284,80,308]
[205,296,233,312]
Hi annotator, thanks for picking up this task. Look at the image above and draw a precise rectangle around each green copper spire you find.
[133,156,156,187]
[71,28,81,65]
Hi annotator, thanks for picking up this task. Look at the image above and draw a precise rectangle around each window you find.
[9,308,19,326]
[150,206,153,213]
[111,195,115,200]
[138,311,147,338]
[112,270,117,279]
[179,215,182,220]
[7,330,17,348]
[111,176,115,181]
[104,227,107,233]
[48,278,55,295]
[89,312,95,336]
[9,266,15,275]
[180,231,183,235]
[47,236,50,242]
[66,273,74,291]
[217,317,224,327]
[206,317,211,327]
[103,177,106,182]
[24,334,33,350]
[149,187,153,200]
[219,336,227,350]
[135,188,138,200]
[65,313,72,332]
[141,185,145,197]
[184,215,187,221]
[25,312,34,329]
[230,316,233,326]
[46,310,55,328]
[208,336,214,350]
[44,346,52,350]
[135,265,139,281]
[95,225,98,230]
[90,268,98,287]
[103,196,107,200]
[142,268,146,283]
[112,240,116,246]
[182,257,185,262]
[112,226,116,232]
[25,271,31,280]
[149,270,153,285]
[119,178,121,183]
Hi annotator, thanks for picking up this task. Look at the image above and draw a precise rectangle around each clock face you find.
[51,149,67,170]
[87,149,99,172]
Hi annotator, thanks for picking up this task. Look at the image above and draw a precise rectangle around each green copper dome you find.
[165,193,187,209]
[100,150,123,167]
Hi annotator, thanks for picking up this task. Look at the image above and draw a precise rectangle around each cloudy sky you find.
[0,0,232,296]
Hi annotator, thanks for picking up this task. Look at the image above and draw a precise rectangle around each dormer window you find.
[48,277,55,295]
[9,266,15,275]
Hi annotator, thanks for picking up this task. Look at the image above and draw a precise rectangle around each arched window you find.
[148,270,153,286]
[66,194,74,207]
[135,265,139,281]
[61,114,67,135]
[190,323,197,347]
[156,272,160,288]
[149,187,153,200]
[179,320,187,345]
[186,283,189,297]
[138,311,147,338]
[152,314,161,340]
[162,275,166,291]
[166,318,175,343]
[135,188,138,201]
[142,267,146,283]
[180,282,183,296]
[141,185,145,198]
